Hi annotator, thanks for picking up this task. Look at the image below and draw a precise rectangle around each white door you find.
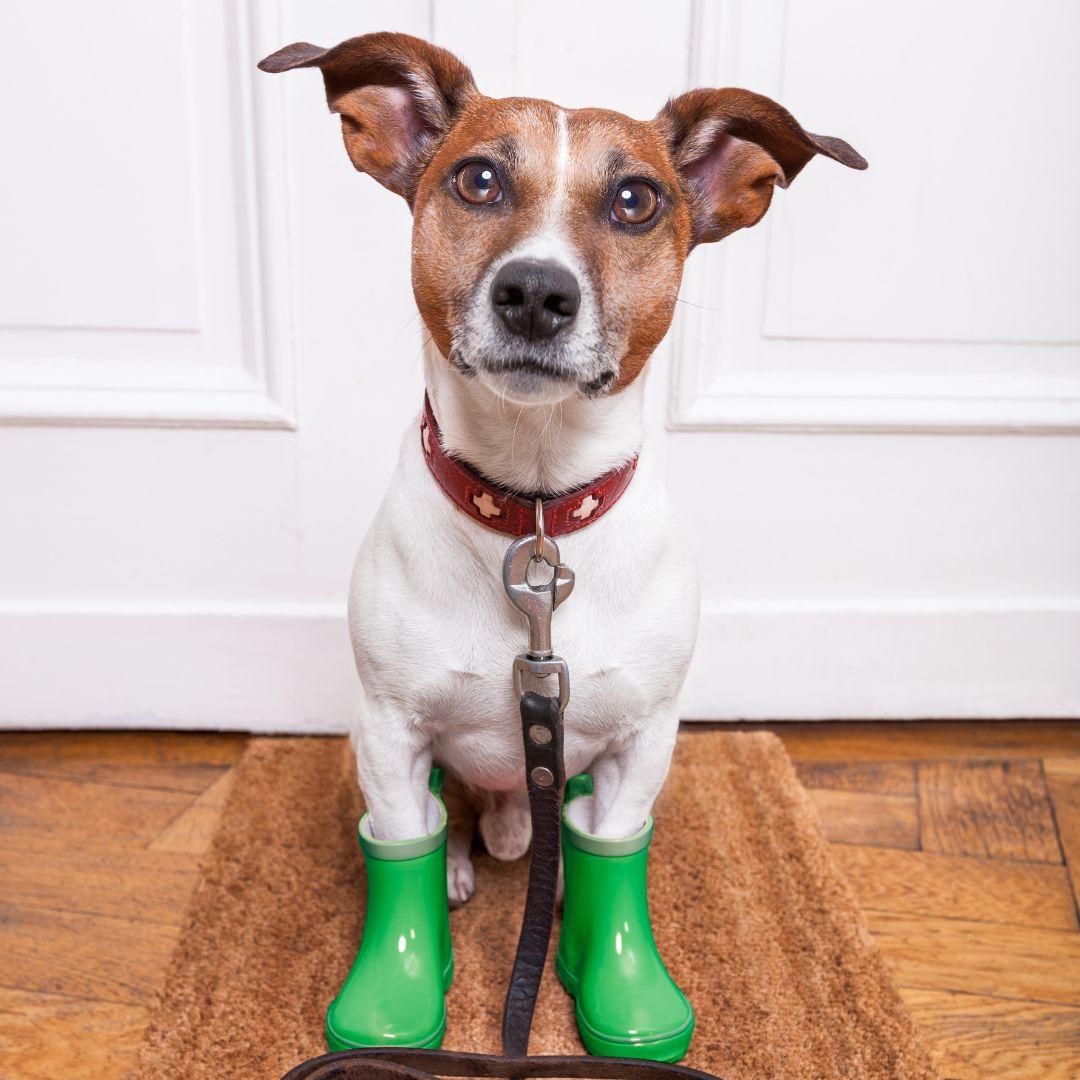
[2,0,1077,730]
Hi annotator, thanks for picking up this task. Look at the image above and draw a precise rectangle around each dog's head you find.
[261,33,865,405]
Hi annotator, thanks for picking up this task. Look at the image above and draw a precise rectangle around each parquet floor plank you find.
[833,844,1077,930]
[794,760,916,796]
[0,903,178,1005]
[1045,757,1080,780]
[0,772,194,845]
[866,910,1080,1005]
[0,833,199,925]
[0,986,146,1080]
[918,761,1061,863]
[148,768,236,856]
[765,720,1080,763]
[0,732,246,793]
[1045,771,1080,923]
[900,987,1080,1080]
[805,787,919,849]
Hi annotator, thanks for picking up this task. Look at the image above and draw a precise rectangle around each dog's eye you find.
[611,180,659,225]
[455,160,502,205]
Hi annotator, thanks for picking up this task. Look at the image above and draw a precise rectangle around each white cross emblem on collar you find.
[472,491,502,519]
[572,493,600,521]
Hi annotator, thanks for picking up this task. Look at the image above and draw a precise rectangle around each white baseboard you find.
[0,600,1076,730]
[683,601,1080,720]
[0,602,355,734]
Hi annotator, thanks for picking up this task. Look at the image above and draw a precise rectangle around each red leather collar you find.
[420,394,637,538]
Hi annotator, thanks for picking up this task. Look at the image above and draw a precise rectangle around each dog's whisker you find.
[410,333,435,378]
[393,311,423,341]
[510,404,525,464]
[675,295,724,315]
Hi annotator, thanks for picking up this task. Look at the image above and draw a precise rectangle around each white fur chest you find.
[347,420,700,794]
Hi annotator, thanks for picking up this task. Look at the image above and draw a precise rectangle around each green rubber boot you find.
[325,770,453,1052]
[557,774,694,1062]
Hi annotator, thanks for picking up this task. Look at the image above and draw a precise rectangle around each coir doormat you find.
[137,732,937,1079]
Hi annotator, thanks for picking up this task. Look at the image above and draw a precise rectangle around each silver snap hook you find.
[502,534,574,660]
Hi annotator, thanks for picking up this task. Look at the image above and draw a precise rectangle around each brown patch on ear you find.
[686,135,784,237]
[258,32,477,202]
[657,87,867,245]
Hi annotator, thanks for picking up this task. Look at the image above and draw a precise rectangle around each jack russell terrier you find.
[261,31,865,1058]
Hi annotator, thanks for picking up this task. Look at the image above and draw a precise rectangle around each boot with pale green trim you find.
[325,770,453,1052]
[557,774,694,1062]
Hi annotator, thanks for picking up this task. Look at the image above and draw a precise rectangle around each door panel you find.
[1,0,1077,728]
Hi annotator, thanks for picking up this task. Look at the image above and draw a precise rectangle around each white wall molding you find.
[670,369,1080,434]
[0,602,355,733]
[0,0,297,431]
[2,597,1076,730]
[0,362,295,429]
[682,599,1080,720]
[669,0,1080,435]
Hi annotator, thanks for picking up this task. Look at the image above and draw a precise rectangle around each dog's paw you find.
[447,850,476,908]
[479,799,532,861]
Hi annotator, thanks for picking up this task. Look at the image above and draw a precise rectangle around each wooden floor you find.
[0,724,1077,1078]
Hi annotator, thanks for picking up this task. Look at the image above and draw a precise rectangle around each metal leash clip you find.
[502,497,574,711]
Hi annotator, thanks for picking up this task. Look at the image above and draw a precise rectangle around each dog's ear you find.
[259,32,477,203]
[657,88,866,246]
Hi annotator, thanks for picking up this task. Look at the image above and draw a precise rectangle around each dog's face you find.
[260,34,865,405]
[411,99,690,403]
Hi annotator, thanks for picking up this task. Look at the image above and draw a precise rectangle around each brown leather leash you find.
[280,1049,723,1080]
[501,692,566,1055]
[282,524,726,1080]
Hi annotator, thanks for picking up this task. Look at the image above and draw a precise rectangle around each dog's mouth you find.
[476,355,577,405]
[452,350,618,404]
[483,356,574,381]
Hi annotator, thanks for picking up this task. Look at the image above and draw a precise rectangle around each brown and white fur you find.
[260,33,865,905]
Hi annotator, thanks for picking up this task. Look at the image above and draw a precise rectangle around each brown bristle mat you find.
[137,732,937,1079]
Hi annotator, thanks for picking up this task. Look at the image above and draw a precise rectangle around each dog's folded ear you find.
[657,88,867,246]
[259,32,477,203]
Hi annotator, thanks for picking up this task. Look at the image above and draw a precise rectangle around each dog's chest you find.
[348,433,699,793]
[419,590,666,789]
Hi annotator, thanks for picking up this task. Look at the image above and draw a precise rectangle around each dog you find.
[260,32,865,908]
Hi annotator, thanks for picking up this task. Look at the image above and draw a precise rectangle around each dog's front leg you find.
[559,704,693,1059]
[351,692,436,841]
[576,707,679,839]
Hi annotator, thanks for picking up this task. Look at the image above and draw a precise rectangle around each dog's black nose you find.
[491,259,580,341]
